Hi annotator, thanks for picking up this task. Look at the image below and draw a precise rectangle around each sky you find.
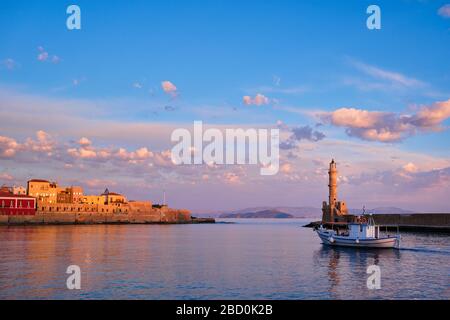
[1,0,450,212]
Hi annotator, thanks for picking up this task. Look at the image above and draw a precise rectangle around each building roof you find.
[100,192,122,196]
[107,192,122,196]
[28,179,50,183]
[0,191,35,199]
[100,188,122,196]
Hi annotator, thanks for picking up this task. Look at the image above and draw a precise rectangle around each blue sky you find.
[1,0,450,212]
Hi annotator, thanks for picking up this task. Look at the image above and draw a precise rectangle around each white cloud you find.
[133,82,143,89]
[350,59,424,88]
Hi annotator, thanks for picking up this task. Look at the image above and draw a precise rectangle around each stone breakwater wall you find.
[304,213,450,233]
[0,208,192,225]
[372,213,450,231]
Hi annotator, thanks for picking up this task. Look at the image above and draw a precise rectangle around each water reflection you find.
[0,222,448,300]
[314,245,402,299]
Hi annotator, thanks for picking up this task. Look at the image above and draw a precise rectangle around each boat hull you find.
[317,230,399,248]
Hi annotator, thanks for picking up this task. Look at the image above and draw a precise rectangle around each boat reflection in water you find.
[313,245,401,299]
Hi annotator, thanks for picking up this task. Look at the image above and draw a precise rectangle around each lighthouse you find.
[322,159,348,224]
[328,159,337,213]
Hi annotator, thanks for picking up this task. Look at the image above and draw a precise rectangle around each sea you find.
[0,219,449,300]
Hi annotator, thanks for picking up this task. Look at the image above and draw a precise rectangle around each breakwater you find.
[304,213,450,233]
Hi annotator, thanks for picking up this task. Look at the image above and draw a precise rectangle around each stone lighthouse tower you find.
[328,159,338,214]
[322,159,348,224]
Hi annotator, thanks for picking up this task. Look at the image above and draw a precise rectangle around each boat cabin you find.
[348,223,380,239]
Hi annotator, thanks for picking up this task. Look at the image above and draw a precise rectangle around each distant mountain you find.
[219,209,294,219]
[195,206,416,219]
[202,206,322,219]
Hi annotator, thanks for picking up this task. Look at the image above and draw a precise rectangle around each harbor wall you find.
[304,213,450,232]
[372,213,450,232]
[0,207,193,225]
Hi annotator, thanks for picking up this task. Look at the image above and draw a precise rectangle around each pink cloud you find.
[243,93,270,106]
[402,162,418,173]
[78,137,92,146]
[37,47,60,64]
[224,172,240,184]
[0,136,19,158]
[438,4,450,18]
[320,99,450,142]
[327,108,387,128]
[0,173,14,181]
[0,130,55,157]
[37,46,49,62]
[24,130,55,154]
[84,178,118,189]
[280,163,293,174]
[409,99,450,128]
[161,81,178,97]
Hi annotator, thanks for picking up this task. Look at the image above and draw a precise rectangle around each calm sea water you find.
[0,219,449,300]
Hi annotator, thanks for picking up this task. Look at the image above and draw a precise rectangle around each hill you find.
[219,209,294,219]
[197,206,416,219]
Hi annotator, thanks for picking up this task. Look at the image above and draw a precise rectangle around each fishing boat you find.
[315,215,401,249]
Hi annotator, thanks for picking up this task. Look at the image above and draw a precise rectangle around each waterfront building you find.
[0,189,36,215]
[27,179,59,204]
[57,186,84,204]
[12,186,27,195]
[82,195,104,205]
[101,188,127,204]
[27,179,84,204]
[0,179,190,223]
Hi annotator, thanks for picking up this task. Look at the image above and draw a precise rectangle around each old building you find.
[0,189,36,215]
[27,179,59,204]
[12,186,27,195]
[0,179,191,224]
[57,186,84,204]
[101,188,126,204]
[82,195,104,205]
[27,179,84,204]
